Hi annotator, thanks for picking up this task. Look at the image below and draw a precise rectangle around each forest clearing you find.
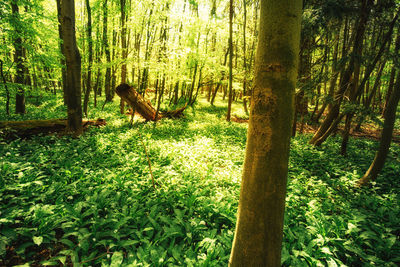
[1,0,400,266]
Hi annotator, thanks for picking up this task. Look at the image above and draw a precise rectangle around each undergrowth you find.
[0,94,399,266]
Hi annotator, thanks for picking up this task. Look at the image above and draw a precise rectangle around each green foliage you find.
[0,97,399,266]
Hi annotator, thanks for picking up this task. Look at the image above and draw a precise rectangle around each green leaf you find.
[110,251,124,267]
[60,238,76,248]
[326,258,338,267]
[33,236,43,246]
[40,260,59,266]
[321,246,332,255]
[54,256,67,265]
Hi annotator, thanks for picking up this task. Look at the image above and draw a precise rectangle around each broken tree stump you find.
[0,118,106,138]
[115,83,186,121]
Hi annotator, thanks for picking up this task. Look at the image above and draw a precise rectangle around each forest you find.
[0,0,399,266]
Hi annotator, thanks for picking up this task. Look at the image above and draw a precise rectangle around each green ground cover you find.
[0,95,399,266]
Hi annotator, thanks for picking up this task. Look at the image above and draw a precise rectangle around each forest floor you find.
[0,93,399,266]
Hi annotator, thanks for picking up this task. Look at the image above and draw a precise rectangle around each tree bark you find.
[229,0,302,266]
[0,118,105,138]
[309,0,372,145]
[226,0,234,121]
[0,60,10,115]
[119,0,128,114]
[11,2,25,114]
[242,0,248,114]
[116,83,186,121]
[357,69,400,186]
[102,0,112,103]
[382,67,396,117]
[56,0,67,105]
[83,0,93,117]
[59,0,83,136]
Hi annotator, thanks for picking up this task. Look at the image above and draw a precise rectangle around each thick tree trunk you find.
[116,84,186,121]
[357,70,400,186]
[59,0,83,136]
[229,0,302,266]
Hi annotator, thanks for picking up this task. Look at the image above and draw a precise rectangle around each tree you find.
[56,0,67,105]
[83,0,93,117]
[58,0,83,136]
[11,1,25,114]
[229,0,302,266]
[357,31,400,186]
[119,0,128,114]
[226,0,233,121]
[103,0,113,103]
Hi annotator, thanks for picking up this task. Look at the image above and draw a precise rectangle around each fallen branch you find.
[0,118,106,138]
[116,83,186,121]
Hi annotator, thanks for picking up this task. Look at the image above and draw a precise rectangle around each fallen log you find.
[116,83,186,121]
[0,118,106,138]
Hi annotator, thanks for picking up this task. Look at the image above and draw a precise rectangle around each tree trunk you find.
[11,2,25,114]
[242,0,248,114]
[357,69,400,186]
[315,36,340,123]
[120,0,128,114]
[226,0,234,121]
[102,0,112,102]
[0,118,105,138]
[59,0,83,136]
[188,62,198,105]
[0,60,10,115]
[116,84,186,121]
[229,0,302,266]
[56,0,67,105]
[382,67,396,117]
[210,81,222,106]
[83,0,93,117]
[310,0,372,145]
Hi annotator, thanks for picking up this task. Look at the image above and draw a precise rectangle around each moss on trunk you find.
[229,1,302,266]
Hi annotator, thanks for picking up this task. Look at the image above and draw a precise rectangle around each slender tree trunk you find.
[242,0,248,114]
[0,60,10,115]
[103,0,112,102]
[226,0,234,121]
[357,70,400,186]
[382,67,396,117]
[354,60,387,131]
[59,0,83,136]
[120,0,128,114]
[188,62,198,105]
[211,46,229,106]
[155,75,165,119]
[11,2,25,114]
[56,0,67,105]
[229,0,302,265]
[315,36,340,122]
[310,0,372,145]
[173,81,179,105]
[83,0,92,117]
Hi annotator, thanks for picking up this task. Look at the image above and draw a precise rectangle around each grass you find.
[0,93,399,266]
